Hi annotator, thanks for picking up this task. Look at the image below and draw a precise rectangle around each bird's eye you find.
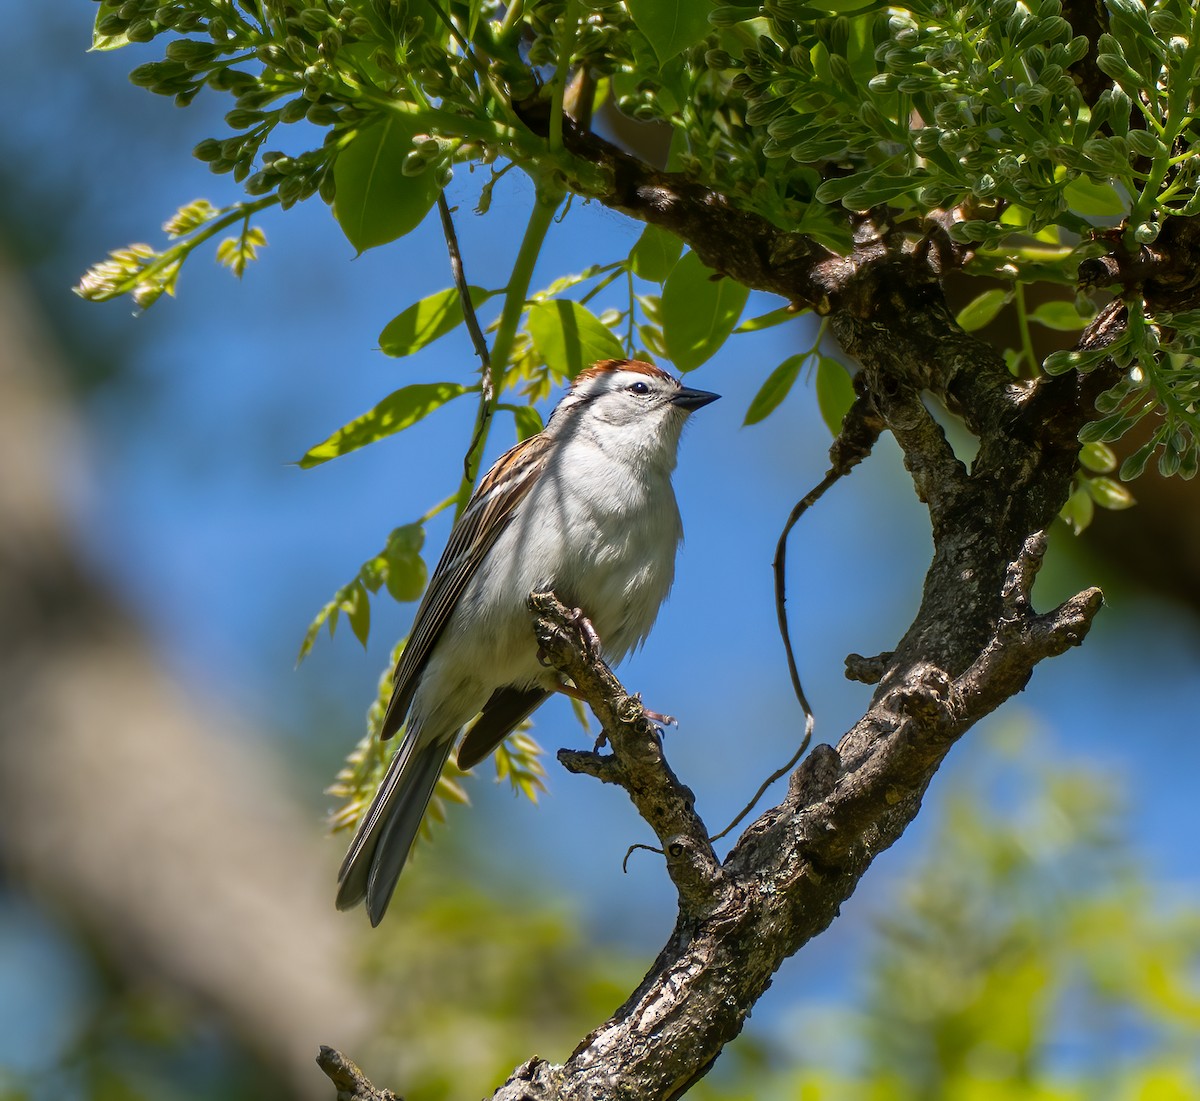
[628,381,651,395]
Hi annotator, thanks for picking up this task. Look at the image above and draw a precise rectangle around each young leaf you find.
[1064,176,1127,217]
[502,403,544,441]
[343,581,371,647]
[382,524,428,602]
[626,0,712,63]
[1060,486,1095,534]
[744,354,806,426]
[661,252,749,372]
[1079,442,1117,473]
[526,300,625,378]
[379,286,493,357]
[629,224,683,283]
[955,289,1010,332]
[92,1,131,49]
[1086,476,1136,510]
[298,382,469,467]
[333,116,443,252]
[815,356,856,436]
[1029,301,1089,331]
[734,305,798,333]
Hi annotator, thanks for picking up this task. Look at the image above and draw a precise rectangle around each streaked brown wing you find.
[379,431,552,740]
[455,686,550,770]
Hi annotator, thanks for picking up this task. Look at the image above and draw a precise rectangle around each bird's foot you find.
[567,606,603,661]
[643,707,678,728]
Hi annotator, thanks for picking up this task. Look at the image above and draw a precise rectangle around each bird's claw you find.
[568,606,603,661]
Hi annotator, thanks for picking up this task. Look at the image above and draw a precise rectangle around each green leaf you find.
[1029,300,1090,331]
[379,286,493,357]
[626,0,711,63]
[333,116,443,252]
[502,403,544,441]
[815,356,856,436]
[1060,485,1095,534]
[955,289,1010,332]
[526,300,625,378]
[734,305,800,333]
[298,382,469,467]
[92,1,131,49]
[383,524,427,602]
[343,582,371,647]
[629,224,683,282]
[1079,442,1117,473]
[1086,475,1136,510]
[1064,176,1127,216]
[744,354,806,426]
[661,252,749,372]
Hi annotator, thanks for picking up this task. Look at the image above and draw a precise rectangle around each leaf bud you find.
[305,102,340,125]
[192,138,222,161]
[126,19,158,42]
[402,151,430,176]
[299,8,336,34]
[225,107,266,129]
[318,169,336,204]
[709,7,751,28]
[97,13,130,36]
[278,174,307,208]
[244,171,276,195]
[280,96,310,123]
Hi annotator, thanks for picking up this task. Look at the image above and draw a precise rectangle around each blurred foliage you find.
[4,706,1197,1098]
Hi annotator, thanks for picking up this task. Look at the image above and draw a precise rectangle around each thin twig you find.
[708,466,840,844]
[437,193,494,482]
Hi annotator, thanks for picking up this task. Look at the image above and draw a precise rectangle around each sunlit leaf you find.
[734,305,799,333]
[526,300,625,378]
[298,382,469,467]
[661,252,749,372]
[333,116,442,252]
[380,286,493,356]
[629,224,683,282]
[1064,176,1127,216]
[626,0,711,63]
[502,403,544,441]
[91,0,131,49]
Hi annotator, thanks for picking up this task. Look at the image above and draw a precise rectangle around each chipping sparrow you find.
[336,358,719,924]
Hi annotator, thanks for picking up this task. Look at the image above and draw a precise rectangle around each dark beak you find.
[671,387,721,411]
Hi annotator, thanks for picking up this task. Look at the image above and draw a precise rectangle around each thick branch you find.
[322,542,1101,1101]
[529,591,722,913]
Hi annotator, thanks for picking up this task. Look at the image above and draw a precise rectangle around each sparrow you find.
[336,358,719,924]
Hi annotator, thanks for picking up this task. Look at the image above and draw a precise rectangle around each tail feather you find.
[336,731,454,925]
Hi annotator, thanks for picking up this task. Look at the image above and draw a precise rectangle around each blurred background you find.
[2,8,1198,1100]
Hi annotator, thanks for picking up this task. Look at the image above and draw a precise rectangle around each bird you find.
[336,358,719,924]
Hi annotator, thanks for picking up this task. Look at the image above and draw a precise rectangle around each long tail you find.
[335,729,453,925]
